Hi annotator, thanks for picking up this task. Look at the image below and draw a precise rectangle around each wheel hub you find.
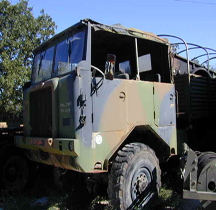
[131,167,151,201]
[5,162,20,183]
[9,167,17,176]
[134,173,148,196]
[137,174,148,193]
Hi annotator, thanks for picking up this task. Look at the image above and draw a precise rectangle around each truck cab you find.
[16,19,177,173]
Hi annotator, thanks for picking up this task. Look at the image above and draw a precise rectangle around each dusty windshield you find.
[32,46,54,83]
[32,30,86,84]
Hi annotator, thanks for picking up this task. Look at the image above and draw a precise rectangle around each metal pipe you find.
[192,53,216,61]
[158,35,190,75]
[135,38,140,80]
[173,44,216,72]
[201,57,216,66]
[178,46,216,54]
[177,46,200,55]
[176,43,210,71]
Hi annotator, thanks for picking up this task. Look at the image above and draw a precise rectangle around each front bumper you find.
[15,136,80,157]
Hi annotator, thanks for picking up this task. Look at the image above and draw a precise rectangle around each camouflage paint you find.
[15,19,177,173]
[16,73,177,172]
[88,79,177,172]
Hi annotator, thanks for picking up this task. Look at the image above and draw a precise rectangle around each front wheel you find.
[108,143,161,209]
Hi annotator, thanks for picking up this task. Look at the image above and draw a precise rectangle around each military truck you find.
[0,122,29,192]
[15,19,216,209]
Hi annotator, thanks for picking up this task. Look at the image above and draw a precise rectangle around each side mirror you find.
[105,54,116,80]
[23,81,31,91]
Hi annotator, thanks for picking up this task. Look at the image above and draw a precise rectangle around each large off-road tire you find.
[108,143,161,210]
[2,155,29,192]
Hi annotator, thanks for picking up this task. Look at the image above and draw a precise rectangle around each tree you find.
[0,0,57,123]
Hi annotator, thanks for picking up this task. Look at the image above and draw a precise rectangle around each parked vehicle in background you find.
[0,122,29,192]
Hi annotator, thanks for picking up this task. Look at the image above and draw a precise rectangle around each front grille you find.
[30,88,52,137]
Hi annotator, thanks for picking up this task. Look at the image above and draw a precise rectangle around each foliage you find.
[0,0,57,122]
[171,44,179,53]
[211,64,216,72]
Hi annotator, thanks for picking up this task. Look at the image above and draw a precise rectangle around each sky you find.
[10,0,216,65]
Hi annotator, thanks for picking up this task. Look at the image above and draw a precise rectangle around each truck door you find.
[153,82,177,146]
[91,79,127,132]
[153,83,176,127]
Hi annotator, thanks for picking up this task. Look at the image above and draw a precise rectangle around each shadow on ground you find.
[0,165,204,210]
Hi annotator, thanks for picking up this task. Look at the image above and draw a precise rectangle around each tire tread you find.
[107,143,161,209]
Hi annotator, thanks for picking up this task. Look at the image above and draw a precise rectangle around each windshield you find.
[32,30,86,84]
[32,46,55,84]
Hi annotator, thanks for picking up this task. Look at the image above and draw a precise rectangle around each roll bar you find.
[157,34,216,73]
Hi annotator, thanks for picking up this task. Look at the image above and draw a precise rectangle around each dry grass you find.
[0,167,183,210]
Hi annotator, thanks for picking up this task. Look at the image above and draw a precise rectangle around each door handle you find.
[119,92,126,101]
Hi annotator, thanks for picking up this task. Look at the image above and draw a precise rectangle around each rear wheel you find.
[108,143,161,209]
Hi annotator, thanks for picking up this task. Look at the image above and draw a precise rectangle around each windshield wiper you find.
[38,55,44,76]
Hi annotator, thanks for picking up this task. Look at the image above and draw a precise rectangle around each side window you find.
[69,31,85,65]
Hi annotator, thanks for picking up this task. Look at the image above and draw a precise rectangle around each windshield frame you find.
[31,26,87,84]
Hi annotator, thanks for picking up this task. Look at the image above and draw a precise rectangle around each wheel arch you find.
[106,125,171,169]
[192,68,211,77]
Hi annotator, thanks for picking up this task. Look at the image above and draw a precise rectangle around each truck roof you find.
[33,18,169,54]
[85,19,169,44]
